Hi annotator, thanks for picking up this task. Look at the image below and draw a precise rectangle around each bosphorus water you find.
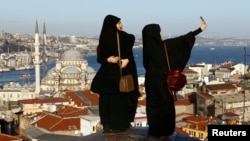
[0,46,250,85]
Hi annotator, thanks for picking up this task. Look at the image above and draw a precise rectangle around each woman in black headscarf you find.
[91,15,140,133]
[142,20,207,140]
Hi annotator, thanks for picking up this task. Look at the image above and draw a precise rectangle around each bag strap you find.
[163,42,171,71]
[163,41,178,100]
[117,32,123,77]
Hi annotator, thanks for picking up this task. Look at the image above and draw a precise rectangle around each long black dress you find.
[142,24,202,137]
[90,15,140,131]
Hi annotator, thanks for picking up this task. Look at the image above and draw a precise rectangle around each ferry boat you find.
[0,67,11,72]
[25,65,34,70]
[20,74,32,80]
[15,66,26,71]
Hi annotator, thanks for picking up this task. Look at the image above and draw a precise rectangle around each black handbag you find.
[164,42,187,100]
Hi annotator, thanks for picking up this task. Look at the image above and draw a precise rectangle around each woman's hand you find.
[107,56,119,63]
[200,21,207,31]
[119,59,129,68]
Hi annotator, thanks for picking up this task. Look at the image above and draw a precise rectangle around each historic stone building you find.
[40,48,94,93]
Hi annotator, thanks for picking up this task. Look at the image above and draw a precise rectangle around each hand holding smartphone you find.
[200,16,207,31]
[200,16,205,22]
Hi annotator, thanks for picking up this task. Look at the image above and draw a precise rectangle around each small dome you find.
[62,67,81,74]
[61,49,83,61]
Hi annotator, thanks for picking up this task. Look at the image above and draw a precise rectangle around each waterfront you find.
[88,46,250,75]
[1,46,250,85]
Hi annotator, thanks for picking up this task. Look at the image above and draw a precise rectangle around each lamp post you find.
[243,47,250,122]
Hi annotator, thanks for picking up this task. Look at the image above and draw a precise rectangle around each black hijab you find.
[99,15,121,57]
[98,14,135,60]
[142,24,168,74]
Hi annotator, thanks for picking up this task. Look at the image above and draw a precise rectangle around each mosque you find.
[40,47,93,93]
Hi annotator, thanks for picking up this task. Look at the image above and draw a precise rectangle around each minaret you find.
[34,20,40,94]
[42,22,48,77]
[42,22,47,52]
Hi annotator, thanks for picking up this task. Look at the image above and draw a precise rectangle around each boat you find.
[210,47,215,50]
[15,66,26,71]
[25,65,34,70]
[20,74,32,80]
[1,67,11,72]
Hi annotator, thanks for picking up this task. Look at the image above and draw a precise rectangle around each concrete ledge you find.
[76,127,201,141]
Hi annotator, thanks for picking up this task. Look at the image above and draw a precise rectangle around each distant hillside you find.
[0,40,30,53]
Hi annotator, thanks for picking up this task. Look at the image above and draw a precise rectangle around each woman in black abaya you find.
[91,15,140,133]
[142,21,207,140]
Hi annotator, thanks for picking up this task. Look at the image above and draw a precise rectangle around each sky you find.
[0,0,250,38]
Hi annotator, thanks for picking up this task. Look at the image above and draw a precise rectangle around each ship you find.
[0,67,11,72]
[20,74,32,80]
[15,66,26,71]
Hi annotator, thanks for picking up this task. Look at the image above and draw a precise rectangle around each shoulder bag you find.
[117,32,135,93]
[164,42,187,100]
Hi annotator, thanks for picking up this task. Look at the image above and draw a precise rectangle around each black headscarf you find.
[142,24,168,75]
[98,14,135,64]
[99,15,121,57]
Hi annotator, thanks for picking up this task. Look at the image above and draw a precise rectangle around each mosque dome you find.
[61,49,83,61]
[62,66,81,74]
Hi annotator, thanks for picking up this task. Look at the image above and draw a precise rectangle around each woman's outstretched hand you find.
[200,20,207,31]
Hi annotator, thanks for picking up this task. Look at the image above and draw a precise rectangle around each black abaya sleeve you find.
[96,44,108,64]
[163,28,202,70]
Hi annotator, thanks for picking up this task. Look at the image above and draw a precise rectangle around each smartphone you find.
[200,16,205,22]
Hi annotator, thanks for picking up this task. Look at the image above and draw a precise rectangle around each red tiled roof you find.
[186,122,208,131]
[65,90,99,107]
[223,112,239,117]
[57,105,88,117]
[0,133,23,141]
[183,68,198,74]
[78,90,99,105]
[50,117,80,131]
[183,115,207,123]
[33,114,61,129]
[175,99,193,105]
[32,114,80,131]
[198,92,214,99]
[206,83,237,91]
